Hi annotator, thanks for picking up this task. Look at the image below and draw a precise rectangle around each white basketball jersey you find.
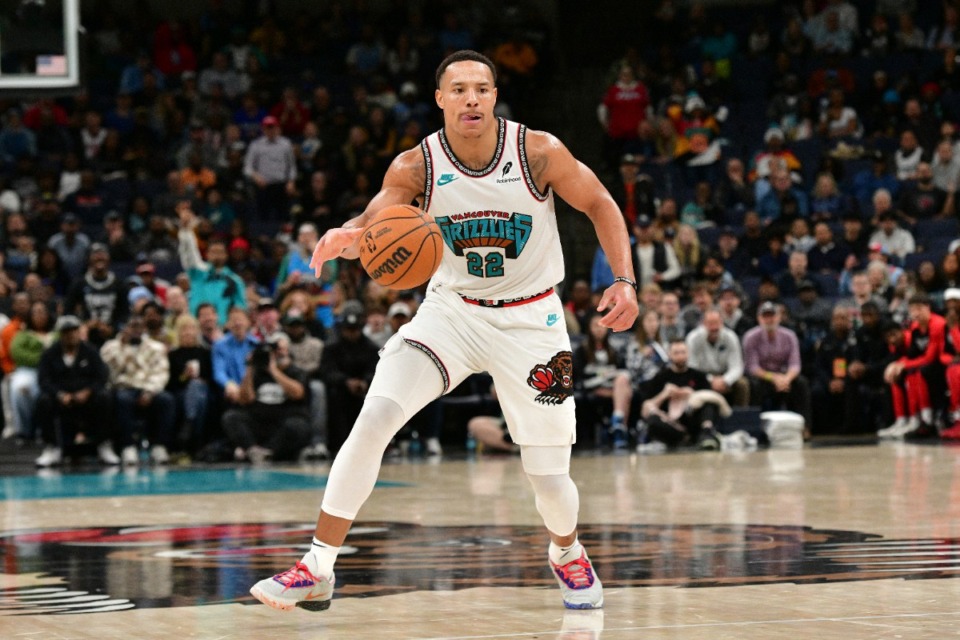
[421,118,565,299]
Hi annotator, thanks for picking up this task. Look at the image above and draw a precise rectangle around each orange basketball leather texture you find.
[359,204,443,290]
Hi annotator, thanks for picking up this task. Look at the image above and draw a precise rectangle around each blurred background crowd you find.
[2,0,960,466]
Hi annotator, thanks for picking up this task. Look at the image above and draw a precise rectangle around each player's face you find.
[435,61,497,138]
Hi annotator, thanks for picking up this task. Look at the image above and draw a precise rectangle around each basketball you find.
[359,204,443,290]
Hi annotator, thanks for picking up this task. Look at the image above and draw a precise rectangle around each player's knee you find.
[352,396,406,442]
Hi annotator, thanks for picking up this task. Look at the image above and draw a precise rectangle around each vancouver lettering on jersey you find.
[434,211,533,258]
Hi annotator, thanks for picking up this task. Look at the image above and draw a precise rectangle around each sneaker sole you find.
[563,598,604,610]
[249,585,331,612]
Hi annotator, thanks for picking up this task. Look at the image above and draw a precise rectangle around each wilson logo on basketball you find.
[368,247,412,279]
[3,522,960,614]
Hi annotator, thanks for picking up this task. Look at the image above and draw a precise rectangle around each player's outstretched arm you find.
[311,148,426,276]
[527,130,638,332]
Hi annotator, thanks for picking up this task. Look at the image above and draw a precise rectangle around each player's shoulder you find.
[385,146,428,191]
[521,126,566,157]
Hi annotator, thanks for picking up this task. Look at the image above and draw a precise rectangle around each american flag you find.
[36,55,67,76]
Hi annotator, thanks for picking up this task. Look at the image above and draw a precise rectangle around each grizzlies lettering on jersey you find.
[434,211,532,258]
[421,118,565,299]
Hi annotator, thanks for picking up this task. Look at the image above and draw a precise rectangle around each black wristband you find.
[613,276,638,291]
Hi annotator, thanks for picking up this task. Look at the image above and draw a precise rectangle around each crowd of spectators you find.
[0,2,550,465]
[583,0,960,450]
[4,0,960,465]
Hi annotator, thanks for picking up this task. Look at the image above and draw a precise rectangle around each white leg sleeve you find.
[320,396,406,520]
[525,471,580,539]
[321,342,444,520]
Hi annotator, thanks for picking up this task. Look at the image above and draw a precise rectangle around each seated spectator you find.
[898,162,953,223]
[622,309,669,394]
[878,294,946,439]
[809,9,854,56]
[34,316,116,467]
[671,94,722,186]
[847,301,894,432]
[743,301,812,435]
[177,202,246,325]
[213,305,258,408]
[758,231,789,280]
[749,127,801,185]
[680,282,713,329]
[180,151,217,198]
[318,312,379,455]
[837,211,869,265]
[717,283,754,336]
[631,215,682,288]
[817,88,861,141]
[221,332,311,463]
[658,292,686,345]
[96,211,138,262]
[686,309,749,406]
[8,301,55,441]
[777,251,813,298]
[166,315,212,454]
[46,213,91,280]
[785,218,815,255]
[673,224,701,289]
[284,309,328,459]
[196,302,224,348]
[610,155,656,227]
[714,157,755,214]
[640,339,722,450]
[931,140,960,192]
[757,166,809,225]
[63,243,128,346]
[811,306,860,433]
[807,221,846,274]
[844,271,888,323]
[869,211,915,261]
[100,315,175,465]
[680,182,724,227]
[893,130,923,181]
[573,314,632,449]
[809,173,847,222]
[852,152,899,216]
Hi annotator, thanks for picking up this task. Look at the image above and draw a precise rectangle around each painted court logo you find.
[1,522,959,614]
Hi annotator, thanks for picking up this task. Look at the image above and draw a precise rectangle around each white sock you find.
[549,538,583,565]
[303,537,340,577]
[921,407,933,424]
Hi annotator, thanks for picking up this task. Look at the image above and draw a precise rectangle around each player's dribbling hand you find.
[311,227,364,276]
[596,281,639,332]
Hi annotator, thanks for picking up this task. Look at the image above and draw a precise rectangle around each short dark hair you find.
[196,302,216,316]
[435,50,497,89]
[141,300,163,315]
[908,293,932,307]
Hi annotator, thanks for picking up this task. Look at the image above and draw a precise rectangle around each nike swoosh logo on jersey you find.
[437,173,458,186]
[546,314,559,326]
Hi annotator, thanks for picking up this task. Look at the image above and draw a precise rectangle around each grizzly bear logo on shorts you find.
[526,350,574,405]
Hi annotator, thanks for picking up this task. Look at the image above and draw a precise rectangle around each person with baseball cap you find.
[243,114,296,219]
[34,316,117,467]
[742,301,812,435]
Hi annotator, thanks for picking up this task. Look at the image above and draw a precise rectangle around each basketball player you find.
[250,50,638,612]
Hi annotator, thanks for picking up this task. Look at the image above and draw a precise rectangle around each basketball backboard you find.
[0,0,80,90]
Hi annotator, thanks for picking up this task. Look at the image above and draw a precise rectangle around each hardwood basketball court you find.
[2,441,960,638]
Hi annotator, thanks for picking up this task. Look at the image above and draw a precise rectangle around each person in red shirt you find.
[940,289,960,438]
[878,294,945,438]
[598,65,652,170]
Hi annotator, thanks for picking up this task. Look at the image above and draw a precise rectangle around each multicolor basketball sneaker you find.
[550,549,604,609]
[249,562,335,612]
